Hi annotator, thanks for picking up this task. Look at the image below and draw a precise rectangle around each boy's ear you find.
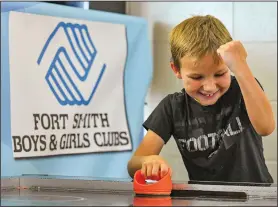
[170,62,182,79]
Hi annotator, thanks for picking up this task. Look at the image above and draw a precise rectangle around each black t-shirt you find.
[143,76,273,183]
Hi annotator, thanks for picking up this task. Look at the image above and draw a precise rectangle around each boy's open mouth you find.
[199,90,219,98]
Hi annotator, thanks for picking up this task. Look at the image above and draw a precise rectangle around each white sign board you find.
[9,11,132,158]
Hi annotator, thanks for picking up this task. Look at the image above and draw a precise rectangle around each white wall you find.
[126,2,277,182]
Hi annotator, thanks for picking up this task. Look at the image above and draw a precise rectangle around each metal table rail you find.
[1,176,277,206]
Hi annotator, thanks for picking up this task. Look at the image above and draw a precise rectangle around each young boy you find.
[127,15,275,183]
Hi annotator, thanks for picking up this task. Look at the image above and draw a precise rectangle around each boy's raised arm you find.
[217,41,275,136]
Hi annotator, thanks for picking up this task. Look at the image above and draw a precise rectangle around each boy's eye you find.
[188,71,227,80]
[215,72,227,77]
[190,76,203,80]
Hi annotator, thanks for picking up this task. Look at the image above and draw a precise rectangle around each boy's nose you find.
[203,80,217,92]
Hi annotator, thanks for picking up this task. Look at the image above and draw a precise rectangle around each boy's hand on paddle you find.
[141,155,172,180]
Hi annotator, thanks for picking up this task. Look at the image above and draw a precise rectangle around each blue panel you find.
[1,2,39,12]
[1,2,152,179]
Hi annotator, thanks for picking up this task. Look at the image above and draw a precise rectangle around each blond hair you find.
[169,15,232,69]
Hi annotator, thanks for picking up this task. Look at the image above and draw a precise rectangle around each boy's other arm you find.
[127,130,166,178]
[217,41,275,136]
[233,64,275,136]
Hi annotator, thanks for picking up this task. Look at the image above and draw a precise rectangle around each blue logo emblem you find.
[37,22,106,105]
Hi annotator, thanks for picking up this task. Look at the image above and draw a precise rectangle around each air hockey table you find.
[1,175,277,206]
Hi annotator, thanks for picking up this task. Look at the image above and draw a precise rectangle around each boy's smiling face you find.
[171,54,231,106]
